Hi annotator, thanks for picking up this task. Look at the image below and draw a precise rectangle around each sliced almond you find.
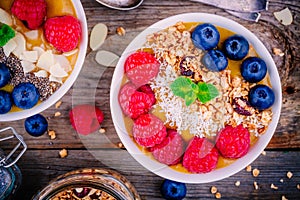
[274,7,293,26]
[0,8,13,26]
[95,50,119,67]
[24,30,39,40]
[34,70,48,78]
[20,51,39,63]
[49,75,63,84]
[63,48,78,57]
[54,55,72,72]
[3,39,17,57]
[50,63,68,78]
[90,23,108,51]
[12,32,26,57]
[37,50,55,72]
[21,60,35,73]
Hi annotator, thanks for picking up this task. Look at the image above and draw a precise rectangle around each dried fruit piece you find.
[90,23,108,51]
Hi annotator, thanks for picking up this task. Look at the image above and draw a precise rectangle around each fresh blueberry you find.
[192,23,220,50]
[223,34,249,60]
[160,179,186,200]
[0,63,11,88]
[0,90,12,114]
[201,49,228,72]
[249,85,275,110]
[12,82,40,109]
[24,114,48,137]
[241,57,267,83]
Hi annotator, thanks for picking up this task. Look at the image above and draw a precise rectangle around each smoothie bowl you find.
[110,13,281,183]
[0,0,88,121]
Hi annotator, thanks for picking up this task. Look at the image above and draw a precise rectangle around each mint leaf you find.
[196,82,219,103]
[0,23,15,47]
[170,77,197,106]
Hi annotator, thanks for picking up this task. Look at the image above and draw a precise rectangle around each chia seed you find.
[0,47,61,101]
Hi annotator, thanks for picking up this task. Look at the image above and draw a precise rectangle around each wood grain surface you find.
[0,0,299,199]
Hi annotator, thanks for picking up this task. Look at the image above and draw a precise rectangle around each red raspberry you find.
[216,124,250,159]
[149,129,184,165]
[11,0,47,30]
[118,83,155,119]
[183,137,219,173]
[69,104,104,135]
[138,84,156,105]
[44,15,81,52]
[133,114,167,147]
[124,52,160,87]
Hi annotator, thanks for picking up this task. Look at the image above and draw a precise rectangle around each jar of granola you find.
[0,127,27,200]
[32,168,141,200]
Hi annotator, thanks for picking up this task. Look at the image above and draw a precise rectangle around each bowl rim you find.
[0,0,88,122]
[110,12,282,183]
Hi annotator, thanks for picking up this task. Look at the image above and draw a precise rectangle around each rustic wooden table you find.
[1,0,300,199]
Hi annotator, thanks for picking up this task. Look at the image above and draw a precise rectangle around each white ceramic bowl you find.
[110,13,282,183]
[0,1,88,122]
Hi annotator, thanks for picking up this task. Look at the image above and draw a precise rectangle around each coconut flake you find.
[21,60,35,73]
[0,8,12,26]
[3,39,17,57]
[34,70,48,78]
[49,63,68,78]
[37,50,55,72]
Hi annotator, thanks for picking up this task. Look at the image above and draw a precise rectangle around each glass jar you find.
[0,127,27,200]
[32,168,141,200]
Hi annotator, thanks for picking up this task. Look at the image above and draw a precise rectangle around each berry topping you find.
[69,104,104,135]
[150,129,184,165]
[160,179,187,200]
[12,82,40,109]
[44,15,81,52]
[233,97,255,116]
[0,90,12,114]
[183,137,219,173]
[216,125,250,159]
[241,57,267,83]
[249,84,275,110]
[124,51,160,87]
[118,83,155,119]
[179,56,196,77]
[0,63,11,88]
[11,0,47,30]
[133,113,167,147]
[201,49,228,72]
[0,23,15,47]
[24,114,48,137]
[192,23,220,50]
[223,34,249,60]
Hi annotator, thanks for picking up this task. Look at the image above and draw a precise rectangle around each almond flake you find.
[0,8,13,25]
[49,63,68,78]
[274,7,293,26]
[95,50,119,67]
[90,23,108,51]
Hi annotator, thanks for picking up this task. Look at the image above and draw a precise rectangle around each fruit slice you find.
[150,129,184,165]
[183,137,219,173]
[124,52,160,87]
[216,125,250,159]
[133,114,167,147]
[118,82,137,116]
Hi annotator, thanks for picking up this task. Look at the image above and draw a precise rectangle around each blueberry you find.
[249,85,275,110]
[0,90,12,114]
[223,34,249,60]
[241,57,267,83]
[24,114,48,137]
[160,179,186,200]
[0,63,11,88]
[202,49,228,72]
[12,82,40,109]
[192,23,220,50]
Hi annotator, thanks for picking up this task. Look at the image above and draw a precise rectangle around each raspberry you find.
[118,83,155,119]
[150,129,184,165]
[138,84,156,105]
[124,52,160,87]
[11,0,46,30]
[183,137,219,173]
[69,104,104,135]
[44,15,81,52]
[133,114,167,147]
[216,124,250,159]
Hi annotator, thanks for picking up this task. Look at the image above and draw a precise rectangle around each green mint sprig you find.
[170,76,219,106]
[0,23,15,47]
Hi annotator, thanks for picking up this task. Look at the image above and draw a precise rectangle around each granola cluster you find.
[144,21,273,138]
